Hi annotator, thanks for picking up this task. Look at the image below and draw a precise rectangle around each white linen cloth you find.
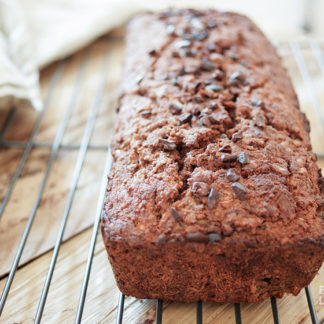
[0,0,304,111]
[0,0,41,110]
[0,0,150,111]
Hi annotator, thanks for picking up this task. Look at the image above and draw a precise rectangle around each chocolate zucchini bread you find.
[101,9,324,303]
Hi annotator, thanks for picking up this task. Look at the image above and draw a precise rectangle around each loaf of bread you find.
[101,9,324,303]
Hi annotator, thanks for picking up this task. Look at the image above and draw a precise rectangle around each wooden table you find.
[0,32,323,323]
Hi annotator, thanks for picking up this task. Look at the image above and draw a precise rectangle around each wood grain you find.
[0,33,324,323]
[0,38,121,277]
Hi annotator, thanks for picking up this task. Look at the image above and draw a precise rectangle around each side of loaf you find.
[101,9,324,303]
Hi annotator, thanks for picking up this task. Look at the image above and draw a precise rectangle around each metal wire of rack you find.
[0,38,323,323]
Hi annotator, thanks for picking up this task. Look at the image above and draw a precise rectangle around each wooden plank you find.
[0,37,122,276]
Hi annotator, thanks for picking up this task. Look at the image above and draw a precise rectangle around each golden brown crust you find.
[101,9,324,302]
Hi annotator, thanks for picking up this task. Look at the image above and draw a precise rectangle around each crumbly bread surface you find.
[102,9,324,302]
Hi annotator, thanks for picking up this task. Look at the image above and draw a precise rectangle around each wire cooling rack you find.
[0,38,323,323]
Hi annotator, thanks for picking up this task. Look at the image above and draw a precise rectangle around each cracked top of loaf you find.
[102,9,324,248]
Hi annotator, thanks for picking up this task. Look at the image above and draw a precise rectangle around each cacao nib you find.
[190,17,205,30]
[207,188,220,208]
[199,115,212,127]
[251,99,265,108]
[175,40,191,48]
[208,232,222,243]
[205,83,223,92]
[218,145,232,153]
[167,24,175,35]
[207,21,217,28]
[159,139,177,151]
[171,79,179,87]
[228,71,245,86]
[171,207,182,222]
[238,152,250,164]
[169,102,182,114]
[136,75,143,85]
[200,59,216,71]
[148,49,157,56]
[229,53,238,61]
[255,115,265,128]
[140,110,151,118]
[193,32,208,41]
[227,168,240,182]
[192,181,210,197]
[231,132,243,142]
[186,232,209,243]
[184,48,197,57]
[179,113,192,124]
[231,182,248,200]
[221,154,237,163]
